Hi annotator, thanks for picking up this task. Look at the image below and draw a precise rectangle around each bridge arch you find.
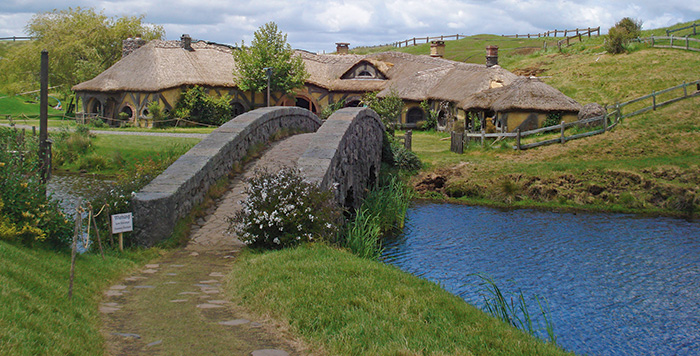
[132,106,322,246]
[297,107,385,210]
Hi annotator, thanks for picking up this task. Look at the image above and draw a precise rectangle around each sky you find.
[1,1,699,53]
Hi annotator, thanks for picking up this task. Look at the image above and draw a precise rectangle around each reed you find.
[342,208,382,259]
[472,273,558,345]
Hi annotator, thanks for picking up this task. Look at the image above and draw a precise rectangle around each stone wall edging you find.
[132,106,321,246]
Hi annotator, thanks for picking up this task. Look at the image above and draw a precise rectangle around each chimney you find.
[181,34,193,51]
[430,41,445,57]
[486,45,499,67]
[336,42,349,55]
[122,34,147,58]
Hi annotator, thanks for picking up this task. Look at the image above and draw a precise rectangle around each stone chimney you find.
[336,42,349,55]
[122,34,146,58]
[486,45,499,67]
[430,41,445,57]
[181,34,193,51]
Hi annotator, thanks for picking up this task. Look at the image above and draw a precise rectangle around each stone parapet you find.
[132,107,321,246]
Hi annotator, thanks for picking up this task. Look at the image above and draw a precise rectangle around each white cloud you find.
[1,0,699,52]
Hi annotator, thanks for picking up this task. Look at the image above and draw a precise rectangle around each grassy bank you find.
[0,241,160,355]
[226,244,571,355]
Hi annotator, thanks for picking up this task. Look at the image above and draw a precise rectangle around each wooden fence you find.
[634,35,700,52]
[502,27,600,39]
[392,34,465,48]
[666,23,698,37]
[556,27,601,49]
[450,80,700,152]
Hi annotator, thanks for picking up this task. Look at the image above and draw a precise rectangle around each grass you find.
[226,243,572,355]
[0,241,160,356]
[0,94,66,118]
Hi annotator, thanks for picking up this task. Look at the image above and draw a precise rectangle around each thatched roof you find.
[73,39,580,115]
[460,77,582,112]
[72,40,236,92]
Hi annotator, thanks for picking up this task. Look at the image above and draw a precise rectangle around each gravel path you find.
[1,123,208,139]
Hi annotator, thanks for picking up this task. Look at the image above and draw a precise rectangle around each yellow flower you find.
[0,162,5,167]
[20,182,28,188]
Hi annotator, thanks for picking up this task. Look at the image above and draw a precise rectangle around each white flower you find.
[325,222,333,229]
[273,237,280,244]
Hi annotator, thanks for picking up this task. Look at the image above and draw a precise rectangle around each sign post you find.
[111,213,133,252]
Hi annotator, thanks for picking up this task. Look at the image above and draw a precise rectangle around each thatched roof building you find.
[72,35,580,131]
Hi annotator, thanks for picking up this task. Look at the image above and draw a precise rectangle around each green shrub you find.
[0,128,73,246]
[362,89,404,133]
[51,125,93,166]
[320,99,345,120]
[605,17,643,54]
[171,86,234,126]
[229,168,343,249]
[419,100,438,130]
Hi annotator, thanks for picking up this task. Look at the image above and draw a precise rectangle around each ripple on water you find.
[382,202,700,356]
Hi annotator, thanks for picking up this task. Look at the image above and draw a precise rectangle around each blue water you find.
[382,203,700,356]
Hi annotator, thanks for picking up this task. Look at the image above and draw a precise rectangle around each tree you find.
[361,88,404,133]
[0,7,164,94]
[605,17,643,54]
[232,22,308,98]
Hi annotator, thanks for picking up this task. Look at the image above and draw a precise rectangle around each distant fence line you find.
[0,36,33,41]
[502,27,600,39]
[392,34,466,48]
[450,80,700,152]
[633,35,700,52]
[666,23,698,36]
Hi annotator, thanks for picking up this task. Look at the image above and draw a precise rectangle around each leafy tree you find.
[0,7,164,94]
[605,17,643,54]
[361,89,404,133]
[170,86,234,126]
[232,22,308,98]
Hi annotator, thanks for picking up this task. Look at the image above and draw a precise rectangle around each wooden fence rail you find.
[634,35,700,52]
[503,27,600,39]
[666,23,698,36]
[392,34,465,48]
[0,36,33,41]
[450,80,700,153]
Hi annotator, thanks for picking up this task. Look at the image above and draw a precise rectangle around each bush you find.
[606,17,643,54]
[419,100,438,130]
[51,125,93,166]
[171,86,234,126]
[229,168,343,249]
[320,99,345,120]
[0,128,73,246]
[362,89,404,133]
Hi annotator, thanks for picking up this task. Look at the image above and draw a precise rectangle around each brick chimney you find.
[336,42,349,55]
[486,45,499,67]
[430,41,445,57]
[181,34,193,51]
[122,34,146,58]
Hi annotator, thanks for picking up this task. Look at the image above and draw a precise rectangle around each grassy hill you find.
[402,19,700,216]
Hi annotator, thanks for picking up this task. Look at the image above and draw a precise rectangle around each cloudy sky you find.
[1,1,699,53]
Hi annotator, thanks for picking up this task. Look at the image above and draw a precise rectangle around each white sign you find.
[111,213,133,234]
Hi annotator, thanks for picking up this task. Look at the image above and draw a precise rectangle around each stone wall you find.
[132,107,321,246]
[297,107,385,210]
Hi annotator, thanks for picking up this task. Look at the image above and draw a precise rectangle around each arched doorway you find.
[406,107,424,124]
[295,96,317,114]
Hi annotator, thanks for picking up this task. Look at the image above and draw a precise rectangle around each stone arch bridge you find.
[132,107,385,246]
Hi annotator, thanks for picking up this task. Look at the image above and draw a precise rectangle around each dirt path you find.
[99,134,316,356]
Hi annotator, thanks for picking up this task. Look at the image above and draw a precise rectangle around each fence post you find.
[516,129,521,150]
[413,38,416,46]
[404,130,412,151]
[683,81,687,97]
[481,129,485,147]
[652,91,656,110]
[560,121,565,144]
[686,36,690,50]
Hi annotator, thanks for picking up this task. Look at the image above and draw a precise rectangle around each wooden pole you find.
[39,50,49,184]
[68,201,81,299]
[560,121,565,144]
[90,207,105,259]
[516,128,521,150]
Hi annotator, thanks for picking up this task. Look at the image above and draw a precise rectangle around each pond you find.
[382,202,700,356]
[46,173,113,216]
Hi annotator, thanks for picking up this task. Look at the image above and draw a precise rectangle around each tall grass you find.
[472,273,557,345]
[341,175,413,259]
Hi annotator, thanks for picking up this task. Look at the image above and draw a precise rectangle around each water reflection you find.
[46,173,113,215]
[382,202,700,356]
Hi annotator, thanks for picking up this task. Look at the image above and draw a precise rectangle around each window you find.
[406,107,424,124]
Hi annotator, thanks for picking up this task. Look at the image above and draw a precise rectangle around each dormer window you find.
[341,61,387,80]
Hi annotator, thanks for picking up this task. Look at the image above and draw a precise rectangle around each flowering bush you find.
[0,128,73,246]
[229,168,343,249]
